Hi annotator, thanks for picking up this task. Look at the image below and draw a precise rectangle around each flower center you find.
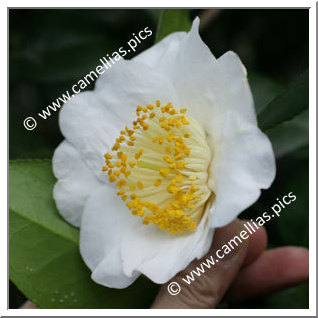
[103,101,212,234]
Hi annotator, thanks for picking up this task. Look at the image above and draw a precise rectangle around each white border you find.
[3,0,316,316]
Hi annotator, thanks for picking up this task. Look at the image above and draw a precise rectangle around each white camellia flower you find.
[53,17,276,288]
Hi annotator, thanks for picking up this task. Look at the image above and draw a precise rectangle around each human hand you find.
[151,219,309,308]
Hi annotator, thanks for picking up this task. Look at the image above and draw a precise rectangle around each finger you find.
[151,219,249,309]
[228,246,309,302]
[241,221,267,267]
[19,300,38,309]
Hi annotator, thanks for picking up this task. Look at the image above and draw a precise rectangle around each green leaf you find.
[9,160,158,308]
[258,69,308,130]
[248,73,283,114]
[155,9,191,43]
[275,161,309,247]
[266,108,308,159]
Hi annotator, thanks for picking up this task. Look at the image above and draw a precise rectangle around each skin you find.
[20,219,309,309]
[151,219,309,308]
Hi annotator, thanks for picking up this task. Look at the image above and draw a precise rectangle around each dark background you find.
[9,9,309,309]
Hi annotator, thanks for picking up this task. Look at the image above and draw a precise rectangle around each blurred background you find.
[9,9,309,309]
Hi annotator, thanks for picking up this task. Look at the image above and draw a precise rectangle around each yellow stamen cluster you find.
[102,100,212,234]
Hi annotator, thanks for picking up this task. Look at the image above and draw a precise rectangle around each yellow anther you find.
[184,132,190,138]
[117,189,125,195]
[129,162,136,168]
[124,171,131,177]
[167,184,180,194]
[189,175,197,181]
[129,185,136,190]
[156,100,160,107]
[176,175,183,183]
[140,122,148,130]
[114,170,121,177]
[137,105,142,111]
[168,118,175,126]
[163,156,174,164]
[115,161,121,167]
[147,104,154,110]
[150,112,155,118]
[121,195,127,201]
[120,167,126,174]
[181,116,190,125]
[107,161,115,168]
[154,179,162,186]
[121,154,127,162]
[105,153,112,159]
[130,136,136,141]
[167,133,175,142]
[175,154,183,160]
[112,143,120,151]
[165,147,171,154]
[137,181,144,190]
[120,130,126,135]
[180,108,186,113]
[160,168,170,178]
[127,141,134,146]
[184,149,190,156]
[142,114,147,120]
[116,181,123,188]
[102,166,108,171]
[161,122,170,131]
[109,174,116,182]
[169,163,176,169]
[159,117,166,122]
[176,162,186,169]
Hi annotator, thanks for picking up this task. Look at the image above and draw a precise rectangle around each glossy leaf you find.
[9,159,158,308]
[266,108,308,159]
[155,9,191,43]
[248,73,283,114]
[258,70,308,130]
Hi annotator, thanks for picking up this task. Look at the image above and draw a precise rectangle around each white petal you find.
[94,58,180,123]
[79,185,139,288]
[121,210,213,284]
[59,91,121,181]
[208,113,276,228]
[52,141,102,227]
[79,183,213,287]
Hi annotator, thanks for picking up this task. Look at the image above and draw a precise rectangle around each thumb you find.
[151,219,249,308]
